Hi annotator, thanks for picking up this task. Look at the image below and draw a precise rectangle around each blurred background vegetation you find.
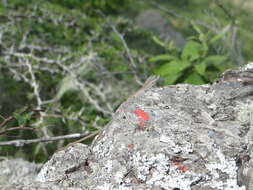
[0,0,252,162]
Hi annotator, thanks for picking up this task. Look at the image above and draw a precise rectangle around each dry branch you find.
[0,131,95,147]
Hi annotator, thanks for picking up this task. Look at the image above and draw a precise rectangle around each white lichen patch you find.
[205,149,246,190]
[158,174,201,190]
[97,183,113,190]
[104,160,114,173]
[114,171,125,184]
[159,134,173,144]
[130,151,202,189]
[92,136,115,159]
[36,166,50,182]
[145,90,161,100]
[159,134,193,154]
[236,101,253,125]
[97,182,133,190]
[244,62,253,71]
[132,152,168,181]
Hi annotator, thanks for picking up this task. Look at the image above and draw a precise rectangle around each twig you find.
[212,0,235,24]
[0,116,14,129]
[111,26,136,71]
[111,25,142,85]
[0,125,35,135]
[151,2,214,31]
[0,132,94,147]
[25,58,49,139]
[0,107,29,129]
[58,130,100,151]
[95,10,142,84]
[55,57,113,116]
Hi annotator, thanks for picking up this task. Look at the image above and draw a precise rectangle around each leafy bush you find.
[150,23,230,85]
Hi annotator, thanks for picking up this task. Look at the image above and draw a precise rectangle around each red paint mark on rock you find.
[133,109,149,120]
[178,165,189,172]
[132,109,149,128]
[171,161,189,172]
[138,120,145,128]
[127,144,134,149]
[172,161,180,166]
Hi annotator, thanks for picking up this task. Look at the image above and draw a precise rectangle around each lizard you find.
[116,75,160,112]
[58,75,160,151]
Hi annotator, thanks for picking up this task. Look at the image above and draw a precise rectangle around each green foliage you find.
[49,0,134,15]
[150,23,229,85]
[13,108,31,126]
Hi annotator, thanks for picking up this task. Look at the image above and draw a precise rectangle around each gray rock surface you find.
[0,158,42,189]
[1,63,253,190]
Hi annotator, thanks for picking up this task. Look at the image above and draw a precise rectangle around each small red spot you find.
[127,144,134,149]
[171,161,189,172]
[178,165,189,172]
[133,109,149,128]
[133,109,149,121]
[172,161,180,166]
[138,120,145,128]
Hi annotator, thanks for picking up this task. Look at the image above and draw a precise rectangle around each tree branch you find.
[0,131,96,147]
[0,116,14,129]
[0,125,35,135]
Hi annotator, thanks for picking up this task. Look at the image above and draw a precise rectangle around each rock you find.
[0,158,41,185]
[36,143,91,186]
[1,63,253,189]
[0,158,42,190]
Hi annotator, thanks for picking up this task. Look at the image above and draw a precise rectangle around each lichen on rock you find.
[1,63,253,190]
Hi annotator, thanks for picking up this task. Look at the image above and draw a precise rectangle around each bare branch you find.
[111,25,142,85]
[59,130,100,151]
[0,125,35,135]
[55,55,114,116]
[0,107,29,129]
[0,116,14,129]
[212,0,235,24]
[0,131,94,147]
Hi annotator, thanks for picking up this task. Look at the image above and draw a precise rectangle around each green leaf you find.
[17,115,25,125]
[210,33,225,44]
[166,41,176,51]
[149,54,175,62]
[111,32,122,45]
[153,60,191,76]
[13,107,30,125]
[191,22,203,36]
[202,55,227,66]
[154,60,191,84]
[152,36,165,47]
[14,113,30,125]
[34,144,42,157]
[164,72,182,85]
[184,73,205,85]
[187,36,198,41]
[112,63,128,72]
[181,41,202,61]
[192,22,207,47]
[209,25,230,44]
[194,62,206,76]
